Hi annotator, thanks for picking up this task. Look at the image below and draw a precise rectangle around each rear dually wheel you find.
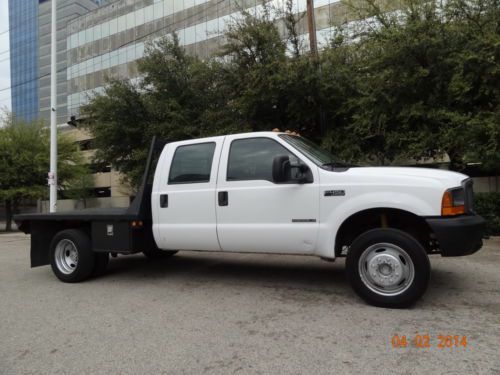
[50,229,96,283]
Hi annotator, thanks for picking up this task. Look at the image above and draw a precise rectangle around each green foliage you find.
[80,79,151,186]
[63,173,95,203]
[474,193,500,235]
[0,113,91,229]
[0,115,89,202]
[82,0,499,185]
[330,0,500,167]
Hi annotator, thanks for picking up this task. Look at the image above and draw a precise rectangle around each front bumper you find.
[426,215,485,257]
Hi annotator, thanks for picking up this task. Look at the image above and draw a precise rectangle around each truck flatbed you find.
[15,138,166,266]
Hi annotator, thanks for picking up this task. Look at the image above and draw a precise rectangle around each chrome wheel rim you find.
[54,239,79,275]
[358,243,415,297]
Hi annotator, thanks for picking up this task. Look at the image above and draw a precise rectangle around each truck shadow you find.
[105,252,347,289]
[100,252,463,307]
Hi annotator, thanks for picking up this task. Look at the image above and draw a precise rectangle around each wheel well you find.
[335,208,434,257]
[30,221,91,267]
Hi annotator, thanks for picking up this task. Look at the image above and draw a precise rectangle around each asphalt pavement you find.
[0,232,499,374]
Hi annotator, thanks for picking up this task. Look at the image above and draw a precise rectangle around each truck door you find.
[215,134,320,254]
[152,137,224,251]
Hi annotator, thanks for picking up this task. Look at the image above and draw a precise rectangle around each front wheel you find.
[346,228,430,308]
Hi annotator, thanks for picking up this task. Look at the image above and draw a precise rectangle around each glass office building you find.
[8,0,104,124]
[37,0,105,124]
[66,0,351,117]
[9,0,39,122]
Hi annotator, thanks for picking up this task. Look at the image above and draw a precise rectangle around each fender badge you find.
[325,190,345,197]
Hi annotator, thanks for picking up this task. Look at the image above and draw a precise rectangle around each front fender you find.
[315,191,437,258]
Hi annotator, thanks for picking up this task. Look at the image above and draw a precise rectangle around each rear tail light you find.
[131,220,143,228]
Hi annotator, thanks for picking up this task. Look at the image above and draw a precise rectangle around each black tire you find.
[92,252,109,277]
[143,247,178,260]
[50,229,96,283]
[345,228,430,308]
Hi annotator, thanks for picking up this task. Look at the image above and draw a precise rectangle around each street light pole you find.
[49,0,58,212]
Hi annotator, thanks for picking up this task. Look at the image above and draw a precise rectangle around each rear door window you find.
[168,142,216,184]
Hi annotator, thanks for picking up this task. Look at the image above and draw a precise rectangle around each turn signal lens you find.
[441,189,465,216]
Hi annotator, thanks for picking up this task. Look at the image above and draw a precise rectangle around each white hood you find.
[346,166,467,188]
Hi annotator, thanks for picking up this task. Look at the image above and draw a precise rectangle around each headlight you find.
[441,187,465,216]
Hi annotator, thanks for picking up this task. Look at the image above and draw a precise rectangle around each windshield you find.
[279,134,352,170]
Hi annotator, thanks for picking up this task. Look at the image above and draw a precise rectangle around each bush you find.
[474,193,500,236]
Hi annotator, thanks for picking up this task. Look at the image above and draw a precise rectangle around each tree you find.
[0,113,90,231]
[63,173,95,209]
[220,2,322,136]
[319,33,362,161]
[82,0,499,178]
[81,79,152,187]
[444,0,500,169]
[329,0,500,168]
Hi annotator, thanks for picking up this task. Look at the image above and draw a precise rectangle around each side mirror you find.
[272,155,291,183]
[273,155,313,184]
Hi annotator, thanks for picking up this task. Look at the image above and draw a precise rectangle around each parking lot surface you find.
[0,232,499,374]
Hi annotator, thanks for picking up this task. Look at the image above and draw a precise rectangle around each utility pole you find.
[49,0,58,212]
[306,0,326,135]
[306,0,319,60]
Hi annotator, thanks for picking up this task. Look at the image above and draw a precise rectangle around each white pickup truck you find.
[15,132,485,307]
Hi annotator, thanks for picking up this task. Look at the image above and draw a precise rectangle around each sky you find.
[0,0,10,112]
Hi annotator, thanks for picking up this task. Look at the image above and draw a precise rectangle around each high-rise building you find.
[8,0,105,124]
[37,0,106,124]
[8,0,39,122]
[66,0,350,118]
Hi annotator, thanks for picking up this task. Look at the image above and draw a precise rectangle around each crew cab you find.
[15,132,485,307]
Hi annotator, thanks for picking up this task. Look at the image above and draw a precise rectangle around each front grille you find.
[463,179,474,213]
